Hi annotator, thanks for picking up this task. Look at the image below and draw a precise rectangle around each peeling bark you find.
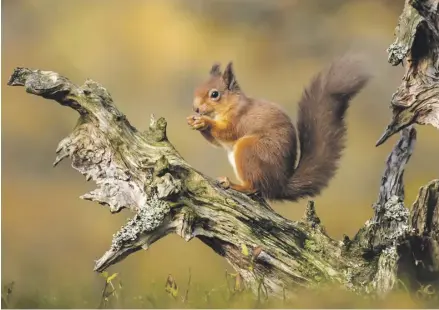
[7,0,439,298]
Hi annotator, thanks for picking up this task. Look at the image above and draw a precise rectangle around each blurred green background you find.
[2,0,439,307]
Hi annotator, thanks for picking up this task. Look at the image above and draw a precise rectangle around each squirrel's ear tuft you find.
[210,63,222,76]
[223,62,240,91]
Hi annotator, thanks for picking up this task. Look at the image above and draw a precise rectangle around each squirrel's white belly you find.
[218,140,241,182]
[227,150,241,182]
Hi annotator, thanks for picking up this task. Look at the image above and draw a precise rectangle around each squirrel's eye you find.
[209,89,220,101]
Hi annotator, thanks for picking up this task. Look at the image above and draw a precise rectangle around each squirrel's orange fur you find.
[187,57,370,201]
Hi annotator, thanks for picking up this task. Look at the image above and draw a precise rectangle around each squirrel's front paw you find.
[216,176,231,189]
[187,115,209,131]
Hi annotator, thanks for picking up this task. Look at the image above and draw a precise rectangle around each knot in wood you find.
[154,173,182,199]
[149,114,167,142]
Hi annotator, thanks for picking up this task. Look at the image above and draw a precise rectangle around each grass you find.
[2,272,438,309]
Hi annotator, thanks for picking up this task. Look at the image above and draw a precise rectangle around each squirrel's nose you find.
[194,107,200,113]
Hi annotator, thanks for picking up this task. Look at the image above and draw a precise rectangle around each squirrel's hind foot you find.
[216,176,231,189]
[216,176,259,197]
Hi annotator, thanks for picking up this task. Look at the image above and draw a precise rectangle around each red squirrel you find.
[187,56,370,201]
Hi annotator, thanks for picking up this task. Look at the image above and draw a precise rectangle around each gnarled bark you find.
[377,0,439,145]
[7,0,439,298]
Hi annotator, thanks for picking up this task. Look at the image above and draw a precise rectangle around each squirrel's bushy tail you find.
[283,55,371,201]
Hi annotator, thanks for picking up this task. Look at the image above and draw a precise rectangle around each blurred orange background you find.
[2,0,438,306]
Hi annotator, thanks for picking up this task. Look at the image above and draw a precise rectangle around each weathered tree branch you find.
[7,0,439,298]
[377,0,439,145]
